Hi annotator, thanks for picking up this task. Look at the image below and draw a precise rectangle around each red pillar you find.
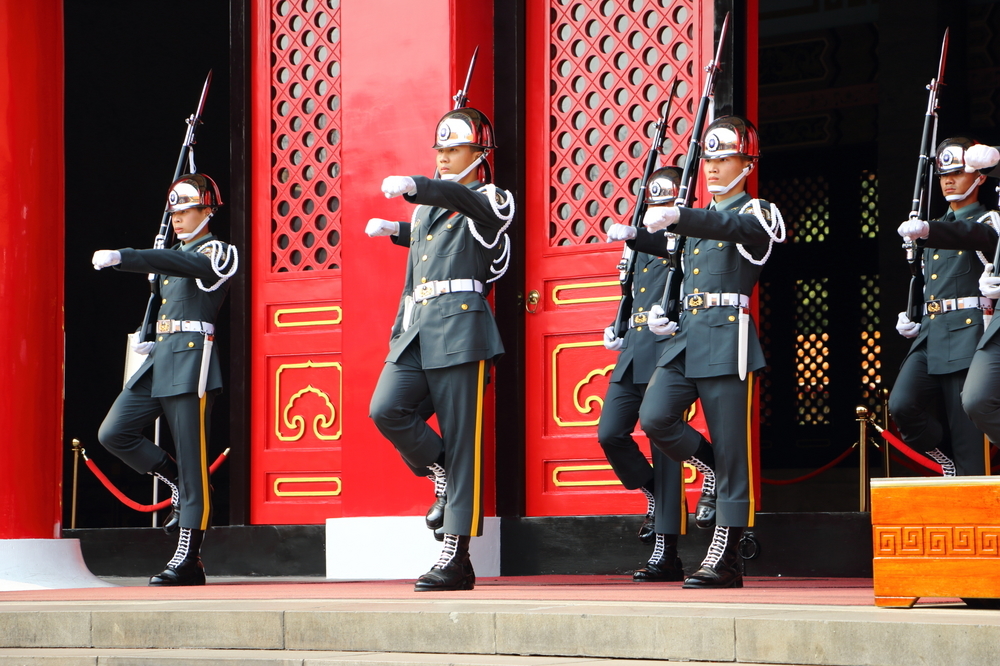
[0,0,65,539]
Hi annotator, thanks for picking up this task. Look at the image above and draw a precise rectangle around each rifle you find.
[658,12,731,321]
[137,70,213,341]
[453,46,478,110]
[611,77,681,338]
[904,30,948,324]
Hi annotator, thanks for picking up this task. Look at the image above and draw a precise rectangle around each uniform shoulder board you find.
[198,243,217,256]
[478,184,508,205]
[748,198,772,221]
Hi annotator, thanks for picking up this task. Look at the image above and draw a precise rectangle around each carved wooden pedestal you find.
[871,476,1000,607]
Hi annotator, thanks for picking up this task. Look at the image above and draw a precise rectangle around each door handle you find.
[525,289,540,314]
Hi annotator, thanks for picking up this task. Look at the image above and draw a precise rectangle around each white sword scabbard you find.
[738,309,750,381]
[198,334,214,399]
[402,294,414,332]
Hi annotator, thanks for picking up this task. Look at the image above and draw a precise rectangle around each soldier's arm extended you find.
[925,219,999,253]
[670,207,776,245]
[391,222,412,247]
[403,176,512,231]
[116,246,235,281]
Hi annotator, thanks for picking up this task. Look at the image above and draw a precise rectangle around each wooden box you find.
[871,476,1000,607]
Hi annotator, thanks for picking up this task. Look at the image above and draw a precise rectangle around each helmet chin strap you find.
[176,211,213,241]
[707,164,752,196]
[945,174,984,202]
[441,153,486,182]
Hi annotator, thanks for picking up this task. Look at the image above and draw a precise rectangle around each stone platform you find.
[1,575,998,665]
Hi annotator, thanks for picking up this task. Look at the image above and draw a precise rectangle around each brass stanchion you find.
[70,438,82,529]
[856,406,871,512]
[880,387,891,477]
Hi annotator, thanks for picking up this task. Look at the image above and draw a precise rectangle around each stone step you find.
[1,597,998,666]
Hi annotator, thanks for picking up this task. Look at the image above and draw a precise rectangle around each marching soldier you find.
[896,139,999,475]
[598,167,717,582]
[607,117,785,588]
[367,107,514,591]
[93,173,238,586]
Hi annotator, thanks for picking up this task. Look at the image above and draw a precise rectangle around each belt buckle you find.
[926,300,942,314]
[686,294,704,309]
[156,320,171,334]
[415,283,434,300]
[633,313,648,325]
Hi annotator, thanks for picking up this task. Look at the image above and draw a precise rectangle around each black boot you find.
[686,440,716,529]
[425,463,447,530]
[149,528,206,586]
[637,485,656,544]
[683,526,743,589]
[151,457,180,534]
[633,533,683,582]
[414,534,475,591]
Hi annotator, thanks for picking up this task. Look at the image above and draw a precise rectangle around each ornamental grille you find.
[269,0,342,273]
[859,275,882,413]
[795,278,830,425]
[759,282,774,427]
[761,175,829,243]
[548,0,698,246]
[860,171,878,239]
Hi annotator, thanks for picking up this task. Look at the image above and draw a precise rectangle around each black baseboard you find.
[66,512,873,578]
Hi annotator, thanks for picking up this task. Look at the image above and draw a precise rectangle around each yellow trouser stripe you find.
[199,393,210,530]
[745,372,755,527]
[470,360,486,536]
[986,435,992,476]
[679,462,687,536]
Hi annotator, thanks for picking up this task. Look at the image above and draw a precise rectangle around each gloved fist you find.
[381,176,417,198]
[897,219,929,241]
[603,326,624,351]
[965,144,1000,172]
[643,205,680,232]
[365,218,400,237]
[92,250,121,270]
[605,223,637,243]
[132,340,156,355]
[648,304,678,336]
[980,264,1000,299]
[896,311,921,339]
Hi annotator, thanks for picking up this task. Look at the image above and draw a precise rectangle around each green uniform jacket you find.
[116,234,235,397]
[609,252,671,385]
[922,203,1000,354]
[633,193,776,378]
[386,176,510,370]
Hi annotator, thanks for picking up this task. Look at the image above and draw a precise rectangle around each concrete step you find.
[1,597,999,666]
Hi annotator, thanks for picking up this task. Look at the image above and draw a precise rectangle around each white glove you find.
[365,218,400,237]
[92,249,121,270]
[897,219,929,241]
[647,304,678,336]
[643,205,680,232]
[980,264,1000,299]
[896,312,921,339]
[603,326,624,351]
[605,223,637,243]
[381,176,417,198]
[965,144,1000,172]
[132,340,156,355]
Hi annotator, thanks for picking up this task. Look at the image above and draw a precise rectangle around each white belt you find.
[412,279,483,302]
[923,296,992,315]
[156,319,215,335]
[684,292,750,311]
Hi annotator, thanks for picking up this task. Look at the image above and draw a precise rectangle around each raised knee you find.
[638,404,682,435]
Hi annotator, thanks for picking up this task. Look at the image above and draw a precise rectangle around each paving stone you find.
[0,611,92,648]
[90,611,284,649]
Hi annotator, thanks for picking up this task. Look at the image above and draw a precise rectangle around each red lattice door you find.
[523,0,716,517]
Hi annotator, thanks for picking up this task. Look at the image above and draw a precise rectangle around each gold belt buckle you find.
[926,300,942,314]
[415,283,434,300]
[156,319,171,334]
[686,294,704,309]
[633,313,648,325]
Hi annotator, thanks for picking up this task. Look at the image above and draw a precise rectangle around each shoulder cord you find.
[467,184,515,249]
[487,233,511,283]
[975,211,1000,266]
[736,199,786,266]
[195,240,239,293]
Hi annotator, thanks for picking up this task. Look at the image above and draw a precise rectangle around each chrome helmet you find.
[432,108,496,152]
[166,173,223,213]
[644,167,681,205]
[702,116,760,160]
[936,137,976,174]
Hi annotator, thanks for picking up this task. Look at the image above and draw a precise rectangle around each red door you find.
[523,1,718,517]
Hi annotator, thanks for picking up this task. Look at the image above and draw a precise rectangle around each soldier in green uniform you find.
[607,117,785,589]
[368,107,513,591]
[894,138,998,476]
[93,173,237,586]
[598,167,717,582]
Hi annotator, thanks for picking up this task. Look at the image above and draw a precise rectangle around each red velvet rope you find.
[760,445,855,486]
[878,430,944,474]
[84,451,229,513]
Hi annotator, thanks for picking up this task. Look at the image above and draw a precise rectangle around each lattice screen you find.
[759,282,774,427]
[548,0,698,246]
[762,175,830,243]
[269,0,343,272]
[859,275,882,414]
[795,278,831,425]
[860,170,878,239]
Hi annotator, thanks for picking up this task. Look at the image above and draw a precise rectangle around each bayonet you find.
[453,46,478,110]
